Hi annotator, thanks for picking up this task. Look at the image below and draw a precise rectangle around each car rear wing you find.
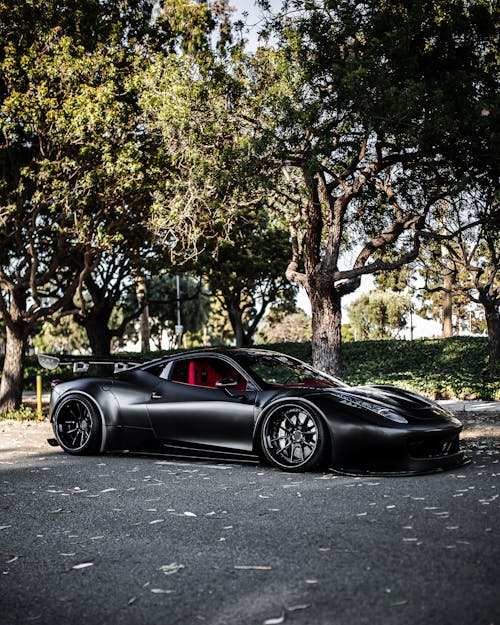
[37,354,145,374]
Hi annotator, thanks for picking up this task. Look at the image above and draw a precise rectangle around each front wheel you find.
[53,394,101,455]
[260,402,329,472]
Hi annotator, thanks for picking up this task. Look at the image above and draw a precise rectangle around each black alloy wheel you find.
[53,394,101,455]
[260,402,328,471]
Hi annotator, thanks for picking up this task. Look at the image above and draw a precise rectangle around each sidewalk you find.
[23,391,51,403]
[437,399,500,417]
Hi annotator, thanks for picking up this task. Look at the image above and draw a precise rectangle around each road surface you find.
[0,419,498,625]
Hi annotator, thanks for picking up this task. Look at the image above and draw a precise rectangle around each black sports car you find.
[39,348,468,475]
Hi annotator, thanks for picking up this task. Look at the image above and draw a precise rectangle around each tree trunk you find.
[136,276,150,353]
[441,245,453,337]
[309,286,343,379]
[227,303,245,347]
[86,323,113,357]
[81,309,113,357]
[0,323,28,412]
[224,293,254,348]
[139,305,151,352]
[484,302,499,376]
[442,282,453,337]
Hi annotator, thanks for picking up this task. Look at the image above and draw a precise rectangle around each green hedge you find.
[2,336,499,400]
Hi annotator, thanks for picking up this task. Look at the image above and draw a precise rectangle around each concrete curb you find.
[437,400,500,416]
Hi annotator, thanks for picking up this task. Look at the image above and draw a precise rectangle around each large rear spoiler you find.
[37,354,146,374]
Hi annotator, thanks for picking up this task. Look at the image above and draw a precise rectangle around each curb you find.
[437,400,500,416]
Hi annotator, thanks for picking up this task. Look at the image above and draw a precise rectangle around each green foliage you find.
[120,274,211,350]
[257,309,312,344]
[139,50,255,260]
[348,290,411,340]
[0,404,38,421]
[0,0,233,409]
[33,317,89,354]
[198,210,297,346]
[374,265,414,293]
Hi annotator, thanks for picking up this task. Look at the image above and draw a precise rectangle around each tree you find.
[241,0,498,376]
[139,44,253,264]
[0,0,225,410]
[203,297,234,347]
[417,259,476,338]
[0,0,160,409]
[198,210,297,346]
[347,290,410,341]
[140,41,298,347]
[120,274,211,350]
[146,274,211,350]
[33,316,89,354]
[418,192,499,374]
[374,264,414,295]
[71,254,143,356]
[258,307,312,344]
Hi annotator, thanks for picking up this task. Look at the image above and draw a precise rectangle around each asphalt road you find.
[1,421,499,625]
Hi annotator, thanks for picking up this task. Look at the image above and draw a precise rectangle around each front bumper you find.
[329,420,470,476]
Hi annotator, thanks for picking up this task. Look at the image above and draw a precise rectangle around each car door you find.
[146,355,257,452]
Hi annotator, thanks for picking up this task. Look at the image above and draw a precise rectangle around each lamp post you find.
[174,275,183,348]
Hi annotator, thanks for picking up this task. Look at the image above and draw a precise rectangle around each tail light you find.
[50,379,62,390]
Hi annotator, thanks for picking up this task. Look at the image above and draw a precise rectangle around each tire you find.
[53,393,102,455]
[260,402,329,472]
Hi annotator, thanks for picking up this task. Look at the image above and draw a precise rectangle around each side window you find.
[170,358,247,390]
[144,362,170,378]
[170,360,190,384]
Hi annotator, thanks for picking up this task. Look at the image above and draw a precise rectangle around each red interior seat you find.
[187,359,246,391]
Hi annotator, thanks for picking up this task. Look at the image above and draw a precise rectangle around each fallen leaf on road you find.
[160,563,185,575]
[286,604,311,612]
[263,612,285,624]
[72,562,94,570]
[234,565,272,571]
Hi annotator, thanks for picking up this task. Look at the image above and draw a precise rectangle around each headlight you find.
[377,408,408,424]
[334,392,408,424]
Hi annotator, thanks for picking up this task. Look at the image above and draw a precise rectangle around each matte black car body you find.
[45,348,468,475]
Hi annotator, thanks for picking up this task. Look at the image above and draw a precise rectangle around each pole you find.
[175,275,183,348]
[36,374,43,419]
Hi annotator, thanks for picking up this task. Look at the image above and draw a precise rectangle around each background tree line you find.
[0,0,498,412]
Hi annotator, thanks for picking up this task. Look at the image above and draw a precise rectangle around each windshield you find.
[232,351,346,389]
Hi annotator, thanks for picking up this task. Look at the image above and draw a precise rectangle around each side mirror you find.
[216,378,238,390]
[216,378,247,401]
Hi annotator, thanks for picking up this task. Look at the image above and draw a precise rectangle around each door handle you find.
[151,392,163,400]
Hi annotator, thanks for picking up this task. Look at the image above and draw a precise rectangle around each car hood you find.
[326,384,460,423]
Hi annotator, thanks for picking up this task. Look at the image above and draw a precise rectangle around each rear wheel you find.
[260,402,328,472]
[53,394,101,455]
